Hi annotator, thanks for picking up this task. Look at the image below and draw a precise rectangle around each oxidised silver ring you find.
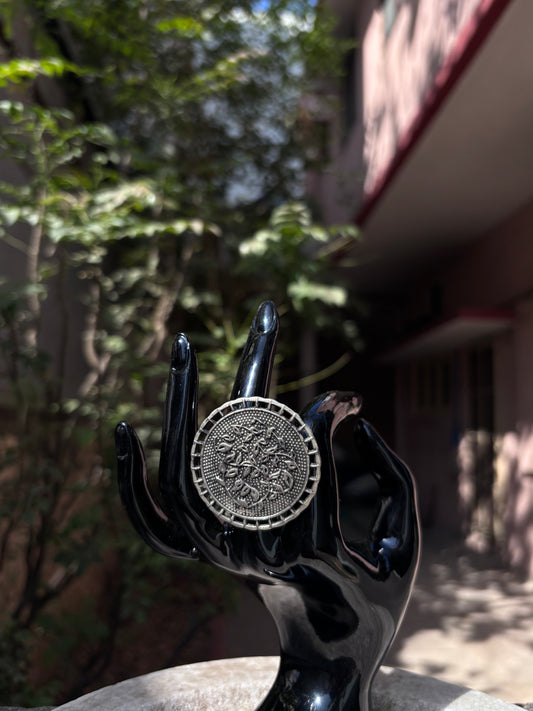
[191,397,321,530]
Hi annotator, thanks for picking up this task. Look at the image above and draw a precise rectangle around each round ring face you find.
[191,397,321,530]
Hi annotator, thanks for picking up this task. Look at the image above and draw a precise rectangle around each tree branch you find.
[137,239,195,361]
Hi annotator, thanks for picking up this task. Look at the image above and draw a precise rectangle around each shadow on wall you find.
[497,426,533,576]
[455,426,533,577]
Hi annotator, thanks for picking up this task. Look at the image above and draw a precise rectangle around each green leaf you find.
[0,57,81,87]
[288,277,347,309]
[156,17,204,37]
[103,335,127,354]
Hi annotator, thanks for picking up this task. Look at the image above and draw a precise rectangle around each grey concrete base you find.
[55,657,523,710]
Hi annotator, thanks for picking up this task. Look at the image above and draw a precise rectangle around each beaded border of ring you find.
[191,397,321,530]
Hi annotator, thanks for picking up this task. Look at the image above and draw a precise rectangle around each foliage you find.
[0,0,359,704]
[239,202,361,338]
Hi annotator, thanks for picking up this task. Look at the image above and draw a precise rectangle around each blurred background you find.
[0,0,532,706]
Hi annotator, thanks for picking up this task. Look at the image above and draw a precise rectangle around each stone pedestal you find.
[54,656,523,711]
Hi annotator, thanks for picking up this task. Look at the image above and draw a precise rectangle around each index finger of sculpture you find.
[353,419,417,507]
[115,422,200,560]
[231,300,279,400]
[352,419,420,577]
[299,392,362,543]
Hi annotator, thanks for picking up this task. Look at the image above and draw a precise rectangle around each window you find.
[342,47,356,135]
[411,358,452,414]
[341,43,362,144]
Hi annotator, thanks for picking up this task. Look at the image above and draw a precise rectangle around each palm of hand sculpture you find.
[115,301,420,711]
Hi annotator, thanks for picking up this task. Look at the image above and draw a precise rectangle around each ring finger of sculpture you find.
[191,397,321,529]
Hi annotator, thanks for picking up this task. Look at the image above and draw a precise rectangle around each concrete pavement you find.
[385,532,533,705]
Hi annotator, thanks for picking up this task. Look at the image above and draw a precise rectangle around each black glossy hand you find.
[115,414,200,561]
[115,300,281,565]
[115,301,420,711]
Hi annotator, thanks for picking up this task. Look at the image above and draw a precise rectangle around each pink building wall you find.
[392,198,533,575]
[443,200,533,312]
[359,0,481,195]
[316,0,482,223]
[312,0,533,575]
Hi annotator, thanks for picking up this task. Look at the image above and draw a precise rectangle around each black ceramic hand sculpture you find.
[115,301,420,711]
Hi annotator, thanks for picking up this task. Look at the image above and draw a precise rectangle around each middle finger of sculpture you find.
[115,301,420,711]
